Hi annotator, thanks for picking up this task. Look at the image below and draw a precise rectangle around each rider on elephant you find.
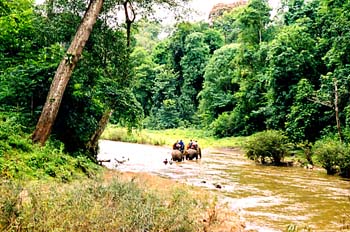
[190,140,198,150]
[187,140,192,150]
[173,140,185,153]
[185,140,201,160]
[178,139,185,152]
[172,140,179,150]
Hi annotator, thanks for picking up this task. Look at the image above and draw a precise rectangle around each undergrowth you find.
[0,114,100,182]
[0,175,204,232]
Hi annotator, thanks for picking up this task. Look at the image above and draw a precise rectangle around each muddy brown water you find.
[98,140,350,232]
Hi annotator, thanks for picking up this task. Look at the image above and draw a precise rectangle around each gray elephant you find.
[171,149,184,162]
[185,147,202,160]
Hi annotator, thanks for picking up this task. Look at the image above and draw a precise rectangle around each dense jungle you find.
[1,0,350,231]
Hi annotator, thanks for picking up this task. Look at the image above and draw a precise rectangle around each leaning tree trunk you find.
[86,1,135,154]
[86,108,113,159]
[32,0,104,145]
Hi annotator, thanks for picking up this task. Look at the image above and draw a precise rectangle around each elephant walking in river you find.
[184,147,202,160]
[171,149,185,162]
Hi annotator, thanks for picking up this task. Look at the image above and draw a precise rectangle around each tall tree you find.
[32,0,190,145]
[317,0,350,141]
[237,0,270,44]
[179,32,210,122]
[266,23,317,130]
[198,44,239,126]
[32,0,104,145]
[217,0,271,136]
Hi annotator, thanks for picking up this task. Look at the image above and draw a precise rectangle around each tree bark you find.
[86,108,113,158]
[334,78,343,143]
[32,0,104,145]
[123,0,136,47]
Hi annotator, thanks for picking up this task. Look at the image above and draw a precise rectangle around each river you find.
[98,140,350,232]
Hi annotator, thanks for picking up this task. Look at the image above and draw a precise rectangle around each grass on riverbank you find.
[0,120,245,232]
[0,169,245,232]
[101,125,247,149]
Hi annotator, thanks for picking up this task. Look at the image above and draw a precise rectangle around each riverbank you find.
[0,122,247,231]
[0,166,247,232]
[104,169,247,232]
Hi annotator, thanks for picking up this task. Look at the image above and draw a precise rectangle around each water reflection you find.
[98,140,350,232]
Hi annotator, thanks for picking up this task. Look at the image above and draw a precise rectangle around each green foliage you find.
[101,126,167,145]
[312,138,350,177]
[0,113,100,181]
[1,139,99,182]
[210,103,266,138]
[146,22,225,128]
[210,112,236,138]
[285,79,322,142]
[202,28,225,54]
[338,151,350,178]
[266,23,318,130]
[145,67,180,129]
[134,19,162,52]
[167,22,196,74]
[283,0,320,27]
[0,114,32,155]
[198,44,239,126]
[179,32,210,122]
[236,0,271,45]
[157,99,180,128]
[0,0,146,157]
[0,1,63,129]
[203,0,272,137]
[147,99,180,129]
[0,44,63,126]
[152,40,171,66]
[243,130,290,164]
[132,47,158,117]
[0,0,36,68]
[212,5,245,44]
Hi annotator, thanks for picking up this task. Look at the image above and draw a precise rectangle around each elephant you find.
[171,149,185,162]
[185,147,202,160]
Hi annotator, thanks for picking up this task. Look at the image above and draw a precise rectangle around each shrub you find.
[312,138,350,177]
[338,152,350,178]
[312,139,342,175]
[210,112,235,138]
[243,130,290,164]
[0,114,31,155]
